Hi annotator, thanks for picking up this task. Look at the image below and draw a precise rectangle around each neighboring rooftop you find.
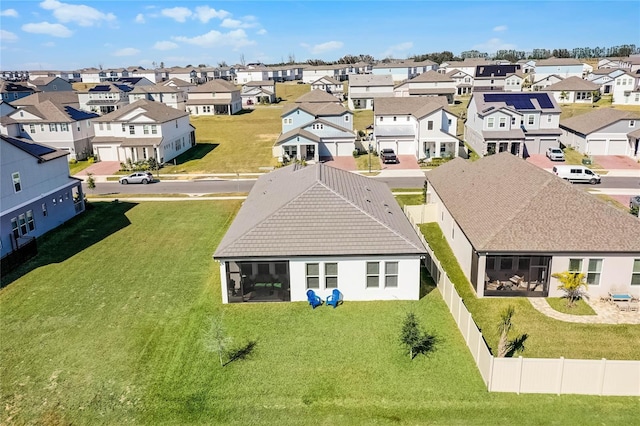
[92,99,188,123]
[474,92,560,112]
[1,135,69,162]
[427,153,640,252]
[560,108,640,135]
[374,97,448,118]
[542,76,600,91]
[475,64,521,78]
[348,74,394,87]
[294,89,341,104]
[214,163,426,258]
[190,79,238,93]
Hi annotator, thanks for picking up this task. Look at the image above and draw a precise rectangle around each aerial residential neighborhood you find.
[1,1,640,424]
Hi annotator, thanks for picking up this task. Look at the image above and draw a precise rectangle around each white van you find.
[552,165,601,184]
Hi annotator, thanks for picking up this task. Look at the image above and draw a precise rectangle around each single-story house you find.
[214,163,427,303]
[543,76,600,104]
[426,152,640,299]
[241,80,276,106]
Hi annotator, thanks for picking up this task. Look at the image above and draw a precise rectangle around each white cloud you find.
[381,42,413,57]
[43,41,56,47]
[113,47,140,57]
[40,0,116,27]
[194,6,230,23]
[221,18,242,28]
[221,16,258,29]
[306,41,343,55]
[161,7,192,23]
[135,13,145,24]
[22,21,73,37]
[173,29,254,49]
[153,41,178,51]
[0,29,19,42]
[0,9,19,17]
[473,38,516,51]
[257,29,267,35]
[493,25,508,32]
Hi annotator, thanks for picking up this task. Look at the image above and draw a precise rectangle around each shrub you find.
[69,158,78,165]
[352,149,360,157]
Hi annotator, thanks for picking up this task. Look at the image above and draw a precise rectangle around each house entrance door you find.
[306,145,315,160]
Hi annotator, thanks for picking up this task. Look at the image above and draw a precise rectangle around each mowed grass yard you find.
[1,202,638,424]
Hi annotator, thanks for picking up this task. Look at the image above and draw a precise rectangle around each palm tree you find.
[551,271,588,307]
[497,306,528,358]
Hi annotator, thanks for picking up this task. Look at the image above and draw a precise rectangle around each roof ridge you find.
[316,171,425,252]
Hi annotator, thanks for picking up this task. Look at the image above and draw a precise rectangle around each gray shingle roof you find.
[282,101,348,118]
[190,79,238,93]
[93,99,188,123]
[427,153,640,253]
[214,163,427,258]
[374,97,448,119]
[543,76,600,91]
[560,108,640,135]
[11,91,79,107]
[348,74,394,87]
[410,70,454,83]
[295,89,341,103]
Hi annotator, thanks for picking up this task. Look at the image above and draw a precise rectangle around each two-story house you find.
[0,81,36,103]
[26,76,73,92]
[586,69,626,94]
[301,64,348,83]
[241,81,276,106]
[235,65,270,84]
[161,78,196,94]
[371,60,438,82]
[78,82,133,115]
[560,108,640,158]
[438,58,491,76]
[447,69,474,95]
[273,90,355,161]
[186,79,241,116]
[473,65,522,92]
[128,84,187,110]
[1,94,98,160]
[91,99,195,163]
[1,135,85,262]
[374,97,459,161]
[393,70,457,104]
[532,58,590,80]
[310,76,344,100]
[542,76,601,104]
[465,92,562,157]
[347,74,395,110]
[611,72,640,105]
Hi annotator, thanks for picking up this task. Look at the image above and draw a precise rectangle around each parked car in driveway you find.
[546,147,565,161]
[119,172,153,185]
[380,148,398,164]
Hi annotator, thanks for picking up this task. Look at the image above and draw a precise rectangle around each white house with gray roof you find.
[394,70,457,104]
[426,152,640,299]
[348,74,395,110]
[371,60,438,82]
[465,92,562,158]
[128,84,187,110]
[611,72,640,106]
[186,79,241,116]
[559,108,640,158]
[532,58,591,80]
[310,76,344,100]
[91,99,195,163]
[542,76,601,104]
[213,163,427,303]
[374,97,459,160]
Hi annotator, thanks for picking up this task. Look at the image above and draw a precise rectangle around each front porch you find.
[421,140,458,160]
[281,143,318,162]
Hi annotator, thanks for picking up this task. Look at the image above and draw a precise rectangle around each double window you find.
[306,262,339,289]
[367,261,398,288]
[586,259,603,286]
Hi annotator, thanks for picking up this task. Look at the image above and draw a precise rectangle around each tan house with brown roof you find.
[543,76,601,104]
[394,70,457,104]
[426,152,640,299]
[186,79,241,116]
[559,108,640,158]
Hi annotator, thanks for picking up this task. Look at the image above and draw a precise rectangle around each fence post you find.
[598,358,607,396]
[556,356,565,395]
[517,356,524,395]
[487,356,494,391]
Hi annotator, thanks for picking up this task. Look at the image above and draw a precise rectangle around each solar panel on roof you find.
[114,84,133,92]
[90,85,111,92]
[2,136,56,157]
[483,93,553,110]
[64,106,99,121]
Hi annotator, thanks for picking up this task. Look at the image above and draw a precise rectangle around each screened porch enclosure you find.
[483,255,551,296]
[226,261,291,302]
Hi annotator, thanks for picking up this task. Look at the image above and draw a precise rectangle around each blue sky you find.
[1,1,639,70]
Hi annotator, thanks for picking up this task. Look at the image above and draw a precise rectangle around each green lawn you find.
[2,202,638,424]
[68,160,94,175]
[546,298,597,316]
[354,152,382,171]
[419,222,640,360]
[394,193,425,208]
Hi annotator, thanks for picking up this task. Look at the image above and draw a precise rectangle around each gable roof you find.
[190,79,238,93]
[8,100,98,123]
[427,153,640,252]
[11,91,79,108]
[244,80,275,87]
[0,81,35,94]
[410,70,454,83]
[535,58,584,67]
[282,101,348,117]
[214,163,426,258]
[348,74,394,87]
[1,135,69,162]
[93,99,188,123]
[472,92,560,113]
[559,108,640,134]
[311,76,342,85]
[543,76,600,92]
[129,84,182,94]
[161,78,194,88]
[295,89,340,103]
[374,97,448,118]
[372,60,437,69]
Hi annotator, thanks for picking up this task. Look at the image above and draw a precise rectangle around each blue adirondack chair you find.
[306,289,323,309]
[326,289,343,308]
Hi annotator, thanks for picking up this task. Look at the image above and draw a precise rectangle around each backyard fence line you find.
[404,206,640,396]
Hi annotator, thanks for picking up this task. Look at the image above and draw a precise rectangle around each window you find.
[487,117,494,128]
[106,123,111,131]
[151,125,157,134]
[29,124,36,134]
[499,117,506,128]
[325,263,338,288]
[42,203,47,217]
[99,122,104,131]
[257,263,270,275]
[122,124,126,132]
[500,257,513,270]
[547,115,552,123]
[306,263,320,289]
[527,115,535,125]
[486,257,495,270]
[49,123,57,132]
[632,259,640,285]
[366,262,379,288]
[12,172,21,192]
[385,262,398,287]
[511,116,516,125]
[428,121,434,130]
[393,116,397,122]
[129,125,135,135]
[144,125,149,135]
[587,259,603,285]
[61,123,68,131]
[11,218,19,239]
[18,214,27,235]
[26,210,35,231]
[630,120,636,127]
[568,258,583,273]
[41,124,45,131]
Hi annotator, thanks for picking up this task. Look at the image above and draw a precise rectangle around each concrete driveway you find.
[75,161,121,177]
[525,154,561,170]
[593,155,640,170]
[379,155,420,170]
[320,156,357,171]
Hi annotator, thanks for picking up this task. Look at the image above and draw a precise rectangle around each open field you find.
[2,202,638,424]
[419,222,640,360]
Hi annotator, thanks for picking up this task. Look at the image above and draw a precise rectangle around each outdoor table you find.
[610,293,632,302]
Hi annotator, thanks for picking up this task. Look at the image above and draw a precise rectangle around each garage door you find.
[608,139,628,155]
[587,139,606,155]
[397,140,415,156]
[96,146,118,161]
[539,139,557,154]
[336,141,354,156]
[377,140,396,152]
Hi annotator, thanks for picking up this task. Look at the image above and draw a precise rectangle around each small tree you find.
[204,316,232,367]
[400,312,437,360]
[497,305,527,358]
[86,173,96,192]
[551,271,588,307]
[559,91,568,102]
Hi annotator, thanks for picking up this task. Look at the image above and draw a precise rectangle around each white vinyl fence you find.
[406,207,640,396]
